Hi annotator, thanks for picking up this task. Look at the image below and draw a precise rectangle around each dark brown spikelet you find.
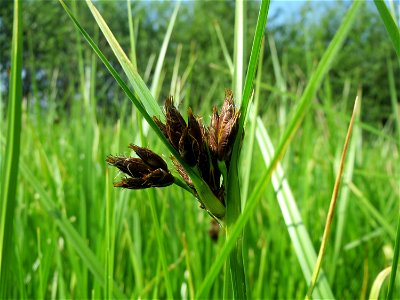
[153,116,168,138]
[129,144,168,171]
[113,170,174,189]
[217,110,240,162]
[219,89,235,129]
[197,145,211,186]
[106,156,151,177]
[178,127,196,166]
[165,96,186,150]
[143,168,174,187]
[106,145,174,189]
[171,156,194,190]
[181,108,206,167]
[189,111,219,194]
[209,106,219,157]
[199,125,211,170]
[113,177,152,189]
[209,89,240,162]
[108,90,243,219]
[187,108,203,148]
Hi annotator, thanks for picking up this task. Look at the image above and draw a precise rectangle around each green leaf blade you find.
[374,0,400,58]
[0,0,23,295]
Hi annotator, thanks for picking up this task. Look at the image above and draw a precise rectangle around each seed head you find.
[106,145,174,189]
[209,106,219,156]
[128,144,168,171]
[171,156,194,190]
[108,90,241,214]
[153,116,168,138]
[209,89,240,162]
[165,96,186,150]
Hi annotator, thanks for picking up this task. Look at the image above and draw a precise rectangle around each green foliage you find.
[1,1,397,125]
[273,2,399,125]
[0,0,22,297]
[0,0,399,299]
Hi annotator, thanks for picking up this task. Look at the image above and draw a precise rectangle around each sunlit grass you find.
[0,0,399,299]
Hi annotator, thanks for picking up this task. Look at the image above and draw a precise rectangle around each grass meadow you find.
[1,0,399,299]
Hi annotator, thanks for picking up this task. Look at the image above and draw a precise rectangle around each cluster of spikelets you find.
[106,90,240,207]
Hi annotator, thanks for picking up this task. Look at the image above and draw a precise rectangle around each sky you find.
[268,0,306,25]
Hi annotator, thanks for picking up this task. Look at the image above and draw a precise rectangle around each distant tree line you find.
[0,1,398,125]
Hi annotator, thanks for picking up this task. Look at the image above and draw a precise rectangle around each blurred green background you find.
[0,1,399,299]
[0,1,398,123]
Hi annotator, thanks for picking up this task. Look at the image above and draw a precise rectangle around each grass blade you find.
[85,0,163,119]
[268,34,288,134]
[374,0,400,58]
[150,3,180,97]
[170,44,182,100]
[386,56,400,300]
[147,189,174,299]
[18,160,126,299]
[224,1,270,298]
[369,267,392,299]
[255,119,333,299]
[239,0,270,129]
[59,0,156,133]
[0,0,22,295]
[306,95,360,299]
[330,89,361,280]
[348,183,395,239]
[127,0,138,71]
[233,0,245,103]
[105,168,115,298]
[241,36,264,206]
[214,21,234,75]
[196,2,362,297]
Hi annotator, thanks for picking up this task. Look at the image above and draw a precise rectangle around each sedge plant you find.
[59,0,373,298]
[57,0,399,298]
[60,0,269,298]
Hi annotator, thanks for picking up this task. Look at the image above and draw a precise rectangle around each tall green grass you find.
[0,0,22,296]
[0,0,399,299]
[373,1,400,298]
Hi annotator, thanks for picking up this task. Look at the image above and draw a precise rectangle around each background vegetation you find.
[0,0,399,298]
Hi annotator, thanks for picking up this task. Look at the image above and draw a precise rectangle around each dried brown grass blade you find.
[306,94,361,299]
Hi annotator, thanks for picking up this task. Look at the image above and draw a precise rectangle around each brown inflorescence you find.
[153,89,240,204]
[106,145,174,189]
[107,90,240,209]
[210,89,240,162]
